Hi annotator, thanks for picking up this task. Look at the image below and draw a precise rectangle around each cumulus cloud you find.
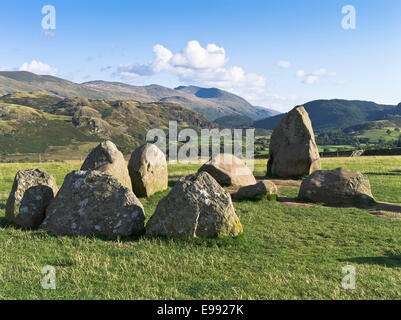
[19,60,58,75]
[312,68,336,77]
[303,75,319,85]
[296,67,336,85]
[116,40,265,92]
[276,60,291,68]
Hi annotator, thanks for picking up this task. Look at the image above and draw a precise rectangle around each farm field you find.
[356,127,400,144]
[0,156,401,299]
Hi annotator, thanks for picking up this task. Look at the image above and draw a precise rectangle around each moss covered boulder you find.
[41,170,145,237]
[146,171,242,238]
[6,168,58,229]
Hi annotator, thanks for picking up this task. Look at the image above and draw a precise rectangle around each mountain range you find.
[0,71,278,121]
[1,71,401,159]
[254,99,400,131]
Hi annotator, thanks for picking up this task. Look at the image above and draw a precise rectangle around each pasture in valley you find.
[0,156,400,299]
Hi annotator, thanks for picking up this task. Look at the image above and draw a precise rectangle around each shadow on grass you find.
[339,255,401,268]
[0,216,146,242]
[262,173,306,180]
[275,196,401,214]
[0,219,244,246]
[53,231,147,243]
[366,170,401,176]
[168,179,179,188]
[373,202,401,213]
[232,194,278,203]
[0,217,20,229]
[146,233,246,248]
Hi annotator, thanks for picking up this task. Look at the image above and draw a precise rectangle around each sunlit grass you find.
[0,156,400,299]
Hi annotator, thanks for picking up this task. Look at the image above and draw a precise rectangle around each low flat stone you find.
[232,180,278,200]
[198,154,256,187]
[298,167,374,205]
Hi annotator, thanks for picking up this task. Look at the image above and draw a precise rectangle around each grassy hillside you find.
[344,121,401,144]
[214,114,255,127]
[0,92,217,156]
[0,157,401,299]
[254,99,397,131]
[0,72,106,99]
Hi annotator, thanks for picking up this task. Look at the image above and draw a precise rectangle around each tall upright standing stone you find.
[128,143,168,197]
[267,106,321,178]
[81,140,132,191]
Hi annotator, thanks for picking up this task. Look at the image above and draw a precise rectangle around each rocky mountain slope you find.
[0,71,278,121]
[0,91,217,155]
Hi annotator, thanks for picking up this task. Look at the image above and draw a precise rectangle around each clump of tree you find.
[316,129,361,146]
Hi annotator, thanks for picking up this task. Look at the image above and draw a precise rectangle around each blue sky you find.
[0,0,400,111]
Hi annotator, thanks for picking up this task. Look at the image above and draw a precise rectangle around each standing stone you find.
[5,169,58,229]
[298,167,374,205]
[41,170,145,237]
[146,171,243,238]
[267,106,321,178]
[198,154,256,187]
[128,143,168,197]
[232,180,278,200]
[81,140,132,190]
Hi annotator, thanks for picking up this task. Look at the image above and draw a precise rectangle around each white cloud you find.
[117,40,265,93]
[276,60,291,68]
[312,68,336,77]
[170,41,227,69]
[114,41,304,111]
[19,60,58,75]
[296,67,336,85]
[303,75,319,85]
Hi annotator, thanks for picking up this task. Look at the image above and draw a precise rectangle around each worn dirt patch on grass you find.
[226,177,401,218]
[226,177,301,195]
[254,176,302,190]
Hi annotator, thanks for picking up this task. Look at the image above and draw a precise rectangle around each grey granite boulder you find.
[298,167,374,205]
[146,171,243,238]
[41,170,145,237]
[128,143,168,197]
[81,140,132,190]
[198,154,256,187]
[267,106,321,178]
[232,180,278,200]
[5,169,58,229]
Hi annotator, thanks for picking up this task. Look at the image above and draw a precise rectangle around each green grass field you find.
[356,127,400,144]
[0,157,401,299]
